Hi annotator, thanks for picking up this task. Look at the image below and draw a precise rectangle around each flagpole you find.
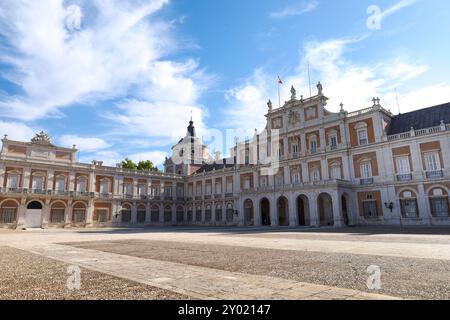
[278,82,281,108]
[308,61,312,98]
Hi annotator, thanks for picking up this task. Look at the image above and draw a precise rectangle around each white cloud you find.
[270,1,319,19]
[59,135,109,152]
[128,151,168,166]
[0,0,186,121]
[0,121,38,141]
[224,36,448,129]
[381,0,419,21]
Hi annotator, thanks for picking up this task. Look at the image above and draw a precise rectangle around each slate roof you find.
[195,158,236,174]
[387,102,450,135]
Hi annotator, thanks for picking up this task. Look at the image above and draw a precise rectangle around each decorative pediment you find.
[31,131,53,146]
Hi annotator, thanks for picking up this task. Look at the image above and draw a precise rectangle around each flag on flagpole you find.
[277,75,283,85]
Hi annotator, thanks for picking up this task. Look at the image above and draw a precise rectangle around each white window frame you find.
[424,152,441,172]
[55,176,66,192]
[32,175,44,191]
[330,165,341,180]
[360,161,373,179]
[310,169,320,182]
[292,144,298,155]
[330,134,338,149]
[76,177,87,193]
[357,129,368,145]
[396,156,411,175]
[7,173,19,189]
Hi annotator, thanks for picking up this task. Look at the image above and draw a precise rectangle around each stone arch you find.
[243,199,254,226]
[277,196,289,226]
[226,203,234,223]
[427,186,450,218]
[260,198,271,226]
[0,199,19,225]
[205,204,212,223]
[26,199,44,209]
[72,202,87,225]
[50,201,66,225]
[296,194,310,226]
[121,203,132,223]
[318,193,334,226]
[187,205,193,223]
[195,206,202,223]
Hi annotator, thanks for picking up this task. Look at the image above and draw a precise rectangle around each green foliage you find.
[120,158,160,172]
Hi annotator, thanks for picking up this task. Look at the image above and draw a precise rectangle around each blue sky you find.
[1,0,449,167]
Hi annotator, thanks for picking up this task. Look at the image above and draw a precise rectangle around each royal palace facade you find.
[1,83,450,229]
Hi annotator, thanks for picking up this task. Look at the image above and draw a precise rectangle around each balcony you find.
[204,195,212,200]
[214,194,223,199]
[360,178,374,185]
[53,190,69,196]
[124,194,134,199]
[426,170,443,179]
[32,189,47,195]
[75,191,90,198]
[396,174,412,182]
[195,196,202,201]
[139,195,147,200]
[225,193,234,198]
[165,196,173,201]
[7,187,22,194]
[292,153,299,159]
[100,193,112,199]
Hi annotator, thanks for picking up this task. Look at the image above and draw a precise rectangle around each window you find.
[165,187,172,197]
[424,152,441,171]
[215,183,222,194]
[188,185,193,196]
[51,208,65,223]
[121,209,131,222]
[360,162,372,179]
[55,177,65,192]
[196,185,202,195]
[243,177,250,190]
[123,183,132,196]
[260,176,267,187]
[137,208,146,223]
[396,156,410,174]
[330,135,338,149]
[291,172,300,185]
[358,129,368,145]
[292,144,298,155]
[276,148,281,160]
[97,209,107,223]
[276,175,284,186]
[310,139,317,153]
[430,198,449,217]
[330,165,341,180]
[100,180,109,194]
[206,184,212,195]
[77,178,86,193]
[138,184,146,196]
[73,209,86,223]
[32,176,43,191]
[7,173,19,189]
[1,208,16,224]
[310,169,320,182]
[226,180,233,193]
[363,201,377,218]
[400,199,418,218]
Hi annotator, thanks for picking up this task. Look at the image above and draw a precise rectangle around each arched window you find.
[310,168,321,182]
[226,203,234,222]
[151,205,159,222]
[121,204,132,223]
[76,176,87,193]
[32,173,44,192]
[330,164,341,180]
[7,171,19,190]
[73,203,86,224]
[137,205,146,223]
[399,190,418,218]
[355,122,368,146]
[55,176,66,193]
[429,188,449,217]
[50,203,65,224]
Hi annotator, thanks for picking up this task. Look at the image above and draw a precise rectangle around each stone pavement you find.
[10,241,400,300]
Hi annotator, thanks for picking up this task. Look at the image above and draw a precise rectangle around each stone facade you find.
[1,87,450,229]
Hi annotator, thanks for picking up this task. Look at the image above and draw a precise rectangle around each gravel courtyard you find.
[0,226,449,300]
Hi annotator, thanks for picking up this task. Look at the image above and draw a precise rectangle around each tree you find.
[138,160,160,172]
[120,158,160,172]
[121,158,137,170]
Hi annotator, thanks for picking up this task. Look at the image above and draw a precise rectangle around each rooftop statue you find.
[317,81,323,95]
[290,85,297,100]
[31,131,53,146]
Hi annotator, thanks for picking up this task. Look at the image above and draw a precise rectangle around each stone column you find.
[300,133,307,157]
[42,199,51,228]
[417,184,431,224]
[23,167,31,191]
[321,159,329,181]
[254,197,261,226]
[131,202,137,224]
[159,203,164,224]
[342,155,351,181]
[211,201,216,224]
[47,169,55,191]
[85,199,94,227]
[0,163,5,190]
[133,179,138,199]
[319,128,326,152]
[331,191,343,228]
[16,198,26,229]
[69,171,76,192]
[270,195,278,227]
[88,171,95,194]
[309,193,320,227]
[288,193,297,226]
[145,203,151,224]
[65,200,73,228]
[172,203,176,225]
[221,204,227,224]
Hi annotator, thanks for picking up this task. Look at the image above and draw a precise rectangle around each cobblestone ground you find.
[64,239,450,300]
[0,226,449,300]
[0,246,189,300]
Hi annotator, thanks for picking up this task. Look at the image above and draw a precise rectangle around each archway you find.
[277,196,289,226]
[318,193,334,226]
[137,204,146,224]
[260,198,271,226]
[297,195,310,226]
[151,204,159,223]
[176,206,184,224]
[215,204,222,224]
[244,199,254,226]
[73,202,86,226]
[164,205,172,223]
[50,202,66,225]
[341,193,350,226]
[121,203,132,223]
[1,200,19,226]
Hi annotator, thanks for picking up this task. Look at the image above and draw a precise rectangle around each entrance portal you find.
[25,201,43,228]
[260,198,271,226]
